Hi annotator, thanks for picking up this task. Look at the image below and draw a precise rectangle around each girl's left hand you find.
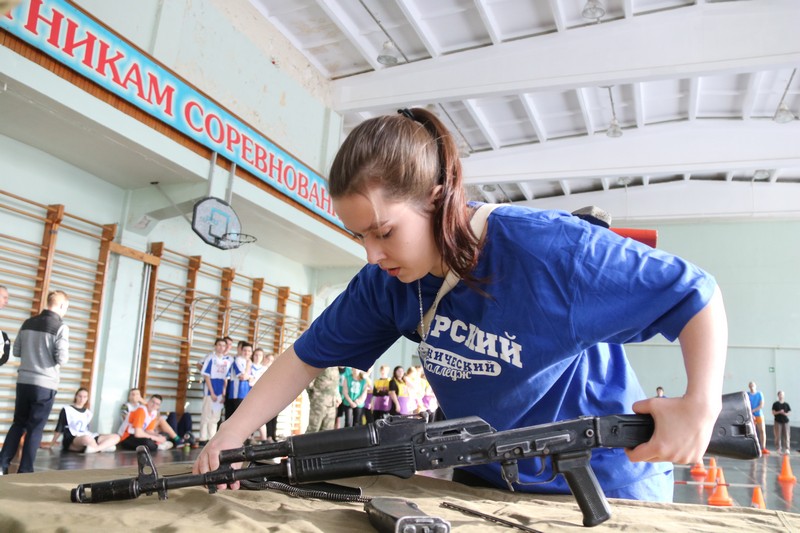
[625,395,721,465]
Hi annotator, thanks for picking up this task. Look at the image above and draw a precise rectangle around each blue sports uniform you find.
[295,205,716,501]
[227,357,252,400]
[202,355,233,396]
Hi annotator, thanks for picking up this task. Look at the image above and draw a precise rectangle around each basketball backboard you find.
[191,197,243,250]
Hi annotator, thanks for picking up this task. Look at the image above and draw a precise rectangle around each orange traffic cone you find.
[704,457,718,490]
[690,459,707,477]
[708,468,734,506]
[780,479,795,503]
[778,453,797,483]
[751,485,766,509]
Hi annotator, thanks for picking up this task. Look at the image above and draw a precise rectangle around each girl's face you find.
[74,389,89,407]
[334,189,442,281]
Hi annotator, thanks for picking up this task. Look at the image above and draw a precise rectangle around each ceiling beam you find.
[521,180,800,222]
[249,2,333,77]
[520,93,548,143]
[741,71,764,120]
[518,182,534,200]
[546,0,566,32]
[462,121,800,184]
[464,99,500,150]
[687,77,700,121]
[395,0,440,57]
[632,82,644,128]
[333,0,800,111]
[623,0,634,19]
[575,87,594,136]
[315,0,382,71]
[474,0,501,45]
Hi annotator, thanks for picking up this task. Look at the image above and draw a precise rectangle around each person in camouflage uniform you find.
[305,366,342,433]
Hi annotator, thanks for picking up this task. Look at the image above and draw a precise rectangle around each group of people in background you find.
[197,336,276,445]
[304,362,440,435]
[0,298,285,474]
[0,289,439,476]
[748,381,792,456]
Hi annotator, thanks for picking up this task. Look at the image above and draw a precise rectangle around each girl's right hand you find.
[192,430,244,490]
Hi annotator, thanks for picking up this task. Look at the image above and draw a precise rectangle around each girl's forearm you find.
[679,286,727,407]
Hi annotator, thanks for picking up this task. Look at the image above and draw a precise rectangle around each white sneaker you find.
[157,441,174,451]
[102,446,117,453]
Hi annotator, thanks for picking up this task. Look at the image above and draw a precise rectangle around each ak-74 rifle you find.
[71,392,759,527]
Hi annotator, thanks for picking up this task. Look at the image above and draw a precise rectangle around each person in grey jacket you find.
[0,290,69,474]
[0,285,9,366]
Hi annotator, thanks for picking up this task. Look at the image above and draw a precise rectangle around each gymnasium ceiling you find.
[248,0,800,222]
[2,0,799,270]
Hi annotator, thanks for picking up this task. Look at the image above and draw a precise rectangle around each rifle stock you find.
[71,392,759,528]
[595,392,761,459]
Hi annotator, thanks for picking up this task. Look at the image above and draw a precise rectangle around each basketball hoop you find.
[191,197,257,251]
[216,232,257,250]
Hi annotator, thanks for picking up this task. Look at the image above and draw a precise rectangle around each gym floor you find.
[673,450,798,512]
[14,444,800,514]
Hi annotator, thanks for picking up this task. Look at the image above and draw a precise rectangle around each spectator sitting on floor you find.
[117,387,144,435]
[47,387,119,453]
[166,410,195,447]
[119,394,182,451]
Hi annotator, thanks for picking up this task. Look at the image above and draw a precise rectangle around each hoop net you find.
[219,233,256,272]
[214,232,257,250]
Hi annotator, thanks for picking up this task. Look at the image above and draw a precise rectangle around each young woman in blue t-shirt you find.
[194,108,728,502]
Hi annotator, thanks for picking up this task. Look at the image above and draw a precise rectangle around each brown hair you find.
[329,108,482,285]
[73,387,90,409]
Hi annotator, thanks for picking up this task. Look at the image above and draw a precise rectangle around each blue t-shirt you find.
[294,206,716,500]
[227,357,252,399]
[202,355,233,396]
[748,391,764,417]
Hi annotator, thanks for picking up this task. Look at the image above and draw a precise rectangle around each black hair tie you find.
[397,108,415,120]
